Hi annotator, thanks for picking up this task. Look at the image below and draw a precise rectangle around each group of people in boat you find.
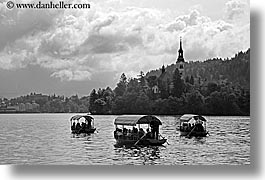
[180,119,205,132]
[114,126,159,140]
[71,121,92,131]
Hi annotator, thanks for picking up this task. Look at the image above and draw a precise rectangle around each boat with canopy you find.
[179,114,208,137]
[114,115,167,146]
[70,114,96,134]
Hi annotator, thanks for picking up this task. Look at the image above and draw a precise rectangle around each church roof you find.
[158,70,172,82]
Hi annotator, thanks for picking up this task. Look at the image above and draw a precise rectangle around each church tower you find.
[176,37,185,78]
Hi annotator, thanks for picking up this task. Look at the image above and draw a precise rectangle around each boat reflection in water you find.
[114,145,162,165]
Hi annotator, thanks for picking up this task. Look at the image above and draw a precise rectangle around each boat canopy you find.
[179,114,207,122]
[114,115,162,126]
[70,115,94,121]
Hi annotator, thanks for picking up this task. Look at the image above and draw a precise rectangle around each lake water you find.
[0,114,250,165]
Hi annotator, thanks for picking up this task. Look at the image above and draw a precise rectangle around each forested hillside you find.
[0,49,250,115]
[88,49,250,116]
[147,49,250,89]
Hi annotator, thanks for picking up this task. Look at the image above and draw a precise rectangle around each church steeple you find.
[177,37,184,63]
[176,36,185,79]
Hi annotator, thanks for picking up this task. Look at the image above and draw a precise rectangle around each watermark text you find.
[5,1,91,10]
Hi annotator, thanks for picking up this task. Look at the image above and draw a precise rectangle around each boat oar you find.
[159,134,170,145]
[187,126,196,138]
[134,134,146,146]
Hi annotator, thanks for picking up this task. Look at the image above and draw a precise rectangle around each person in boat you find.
[131,127,138,139]
[145,128,152,139]
[150,121,159,139]
[132,127,138,133]
[71,122,76,131]
[114,128,120,138]
[114,129,117,138]
[183,123,188,131]
[76,122,81,131]
[139,128,145,138]
[117,129,123,138]
[196,121,204,132]
[123,128,128,136]
[127,129,133,140]
[85,117,92,129]
[81,122,86,130]
[188,123,192,131]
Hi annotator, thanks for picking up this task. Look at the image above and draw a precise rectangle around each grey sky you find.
[0,0,250,98]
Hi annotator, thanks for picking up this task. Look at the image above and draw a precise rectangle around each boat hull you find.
[71,128,96,134]
[180,130,208,137]
[115,138,167,146]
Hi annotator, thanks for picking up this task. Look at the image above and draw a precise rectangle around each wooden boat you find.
[70,114,96,134]
[114,115,167,146]
[179,114,208,137]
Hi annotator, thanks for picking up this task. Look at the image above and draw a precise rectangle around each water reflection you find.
[179,135,207,145]
[0,114,250,165]
[114,145,162,165]
[71,133,93,139]
[192,136,206,145]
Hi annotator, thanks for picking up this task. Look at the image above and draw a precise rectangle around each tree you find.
[127,78,140,93]
[205,91,224,115]
[138,71,146,87]
[102,87,114,114]
[114,73,127,96]
[112,96,127,114]
[94,99,107,114]
[123,91,138,113]
[150,98,171,115]
[89,89,98,114]
[207,82,219,95]
[166,96,184,115]
[190,75,194,85]
[159,80,169,99]
[185,76,190,84]
[172,68,185,98]
[184,90,205,114]
[146,76,157,87]
[135,91,150,114]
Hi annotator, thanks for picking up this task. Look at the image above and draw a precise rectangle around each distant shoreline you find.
[0,112,250,116]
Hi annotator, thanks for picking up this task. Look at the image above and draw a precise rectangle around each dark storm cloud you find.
[0,8,58,51]
[0,0,249,82]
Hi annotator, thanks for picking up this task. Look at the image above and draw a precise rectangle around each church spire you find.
[179,36,183,52]
[177,36,184,63]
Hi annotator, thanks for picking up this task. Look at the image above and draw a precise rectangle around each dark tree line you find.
[147,49,250,90]
[1,93,90,113]
[1,49,250,115]
[89,49,250,115]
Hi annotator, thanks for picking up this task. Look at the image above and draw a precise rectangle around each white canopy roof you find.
[114,115,162,126]
[179,114,207,122]
[70,115,94,121]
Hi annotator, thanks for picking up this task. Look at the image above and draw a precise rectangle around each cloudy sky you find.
[0,0,250,98]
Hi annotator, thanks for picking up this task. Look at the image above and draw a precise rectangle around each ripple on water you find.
[0,114,250,165]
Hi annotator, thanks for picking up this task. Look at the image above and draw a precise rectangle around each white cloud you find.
[0,0,250,82]
[51,69,92,81]
[165,20,186,32]
[224,0,249,22]
[92,15,117,33]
